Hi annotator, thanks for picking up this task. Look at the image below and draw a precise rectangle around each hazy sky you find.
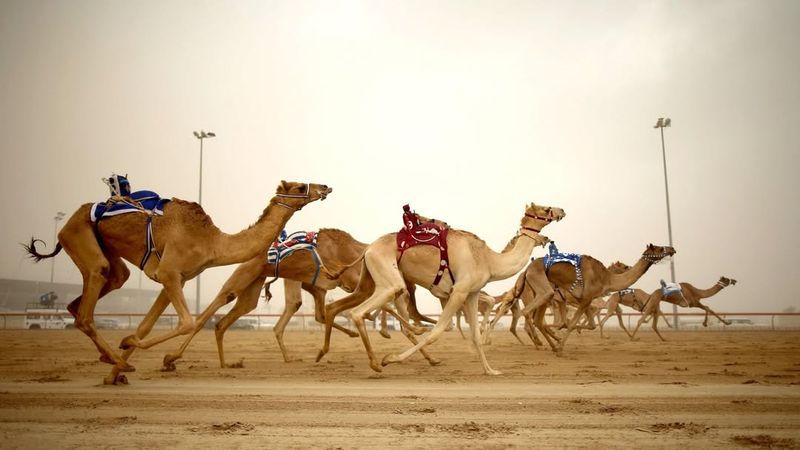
[1,0,798,316]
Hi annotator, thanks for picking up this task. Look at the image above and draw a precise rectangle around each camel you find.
[317,202,565,375]
[630,277,737,340]
[25,180,331,384]
[518,244,676,354]
[483,260,631,347]
[596,287,673,338]
[159,228,368,370]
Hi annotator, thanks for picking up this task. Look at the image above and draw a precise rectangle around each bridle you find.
[274,183,310,211]
[523,208,558,233]
[642,247,671,263]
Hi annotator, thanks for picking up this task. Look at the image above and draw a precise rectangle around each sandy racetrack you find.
[0,328,799,449]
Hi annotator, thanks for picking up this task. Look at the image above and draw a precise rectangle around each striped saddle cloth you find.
[267,230,318,265]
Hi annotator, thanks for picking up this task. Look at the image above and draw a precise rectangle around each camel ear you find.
[279,180,289,192]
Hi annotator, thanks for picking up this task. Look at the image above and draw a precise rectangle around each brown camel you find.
[487,261,632,346]
[519,244,676,354]
[596,287,673,338]
[317,202,565,375]
[160,228,368,370]
[630,277,737,340]
[25,180,331,384]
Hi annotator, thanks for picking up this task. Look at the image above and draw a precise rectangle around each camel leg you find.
[162,265,267,370]
[316,263,375,362]
[381,287,470,368]
[60,230,133,371]
[507,300,528,345]
[554,302,588,354]
[378,310,391,339]
[487,300,512,337]
[348,283,405,372]
[651,308,667,342]
[616,306,634,338]
[211,279,262,368]
[405,283,437,327]
[104,289,171,384]
[381,302,441,366]
[462,292,502,375]
[273,279,304,362]
[456,310,466,339]
[119,267,196,350]
[700,304,731,326]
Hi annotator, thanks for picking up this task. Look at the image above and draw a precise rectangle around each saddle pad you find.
[90,190,170,222]
[661,282,683,297]
[267,230,318,265]
[543,242,582,270]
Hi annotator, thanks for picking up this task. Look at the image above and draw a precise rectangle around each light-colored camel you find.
[631,277,737,340]
[160,228,366,370]
[519,244,676,354]
[25,180,331,384]
[317,202,565,375]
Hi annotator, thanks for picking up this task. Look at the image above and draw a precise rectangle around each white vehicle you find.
[24,302,73,330]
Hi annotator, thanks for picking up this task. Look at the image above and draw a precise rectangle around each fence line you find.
[1,311,800,331]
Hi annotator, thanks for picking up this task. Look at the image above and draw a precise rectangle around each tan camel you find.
[630,277,737,340]
[596,287,673,338]
[519,244,676,354]
[317,202,565,375]
[160,228,367,370]
[25,180,331,384]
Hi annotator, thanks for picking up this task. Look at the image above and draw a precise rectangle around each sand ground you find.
[0,328,799,449]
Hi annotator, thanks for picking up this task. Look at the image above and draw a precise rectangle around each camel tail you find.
[327,252,366,280]
[22,238,63,263]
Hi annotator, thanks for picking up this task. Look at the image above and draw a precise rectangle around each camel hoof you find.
[315,350,326,363]
[345,330,360,338]
[104,374,128,385]
[427,357,442,366]
[99,354,115,365]
[381,354,399,367]
[369,361,384,373]
[379,330,391,339]
[485,369,503,376]
[119,335,139,350]
[117,362,136,373]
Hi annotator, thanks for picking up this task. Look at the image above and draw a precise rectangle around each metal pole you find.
[195,137,203,316]
[50,218,57,284]
[659,126,679,329]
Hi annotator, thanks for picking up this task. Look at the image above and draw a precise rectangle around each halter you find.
[716,280,729,288]
[274,184,310,211]
[523,209,557,233]
[642,249,670,263]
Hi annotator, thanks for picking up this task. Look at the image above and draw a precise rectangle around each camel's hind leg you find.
[700,304,731,326]
[60,226,132,372]
[463,292,502,375]
[316,261,375,362]
[211,279,263,368]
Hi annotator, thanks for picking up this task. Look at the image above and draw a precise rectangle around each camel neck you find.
[215,203,296,265]
[691,283,725,299]
[487,233,539,281]
[607,258,652,292]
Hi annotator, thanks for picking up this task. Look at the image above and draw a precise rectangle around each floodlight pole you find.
[193,130,215,315]
[51,212,65,284]
[654,118,678,329]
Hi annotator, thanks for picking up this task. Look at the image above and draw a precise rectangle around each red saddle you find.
[396,204,453,286]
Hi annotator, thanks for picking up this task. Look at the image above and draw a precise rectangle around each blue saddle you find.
[661,280,683,298]
[90,190,170,222]
[541,242,584,293]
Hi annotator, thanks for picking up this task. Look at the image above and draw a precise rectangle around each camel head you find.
[607,261,632,274]
[718,276,737,287]
[273,180,332,210]
[641,243,676,264]
[519,203,565,243]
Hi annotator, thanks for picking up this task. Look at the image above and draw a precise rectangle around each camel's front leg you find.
[381,302,441,366]
[120,271,193,350]
[463,292,502,375]
[349,285,403,372]
[701,305,731,326]
[382,288,468,367]
[105,289,171,384]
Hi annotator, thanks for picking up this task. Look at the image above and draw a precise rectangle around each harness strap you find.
[263,246,323,291]
[139,215,162,270]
